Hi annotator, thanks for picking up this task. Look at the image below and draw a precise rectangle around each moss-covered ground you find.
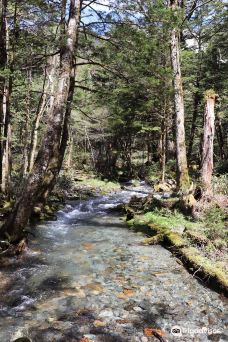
[126,207,228,294]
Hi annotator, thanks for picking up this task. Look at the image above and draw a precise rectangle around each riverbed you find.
[0,187,227,341]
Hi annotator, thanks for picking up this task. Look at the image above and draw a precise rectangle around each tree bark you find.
[36,67,76,205]
[201,91,216,194]
[22,69,32,177]
[170,0,190,191]
[0,0,8,194]
[28,55,57,172]
[187,80,200,161]
[160,119,167,184]
[0,0,18,195]
[215,117,226,160]
[187,36,203,161]
[0,0,82,243]
[66,127,73,169]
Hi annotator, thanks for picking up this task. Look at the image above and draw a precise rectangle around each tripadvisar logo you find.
[171,325,182,337]
[170,325,222,337]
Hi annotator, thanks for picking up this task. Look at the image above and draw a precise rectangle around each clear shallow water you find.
[0,186,227,342]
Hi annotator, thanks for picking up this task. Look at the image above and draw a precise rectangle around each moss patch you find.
[77,178,120,194]
[181,247,228,292]
[128,210,227,295]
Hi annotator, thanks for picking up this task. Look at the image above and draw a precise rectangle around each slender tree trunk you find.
[216,117,226,160]
[0,0,7,193]
[201,91,217,194]
[66,127,73,169]
[0,0,17,195]
[2,79,12,195]
[187,82,200,161]
[160,119,167,184]
[28,55,57,172]
[22,69,32,176]
[147,133,151,164]
[170,0,190,191]
[187,39,203,161]
[1,0,82,243]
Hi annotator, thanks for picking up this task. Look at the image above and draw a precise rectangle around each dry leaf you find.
[144,327,166,338]
[79,338,92,342]
[82,243,94,250]
[123,288,134,296]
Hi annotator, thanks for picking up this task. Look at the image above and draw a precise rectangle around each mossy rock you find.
[181,247,228,292]
[143,234,164,245]
[126,218,135,227]
[128,195,145,210]
[142,195,180,212]
[125,205,136,220]
[176,194,196,215]
[44,205,55,215]
[148,223,168,235]
[131,179,141,187]
[154,182,172,192]
[165,232,187,248]
[32,206,42,216]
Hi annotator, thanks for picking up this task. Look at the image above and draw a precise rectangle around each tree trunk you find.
[187,38,203,161]
[2,79,12,195]
[160,119,167,183]
[170,0,190,191]
[36,67,76,205]
[1,0,82,243]
[66,127,73,169]
[22,69,32,177]
[216,117,226,160]
[201,91,217,194]
[0,0,8,194]
[28,55,57,172]
[0,0,17,195]
[187,82,200,161]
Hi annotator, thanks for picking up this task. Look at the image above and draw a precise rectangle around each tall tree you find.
[170,0,190,191]
[0,0,11,195]
[201,90,217,194]
[0,0,82,243]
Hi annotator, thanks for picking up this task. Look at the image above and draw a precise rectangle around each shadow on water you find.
[28,304,128,342]
[38,275,70,291]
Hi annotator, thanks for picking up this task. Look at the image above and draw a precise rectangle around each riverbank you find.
[0,172,121,223]
[125,194,228,296]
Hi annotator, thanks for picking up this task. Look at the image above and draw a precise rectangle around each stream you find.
[0,185,227,342]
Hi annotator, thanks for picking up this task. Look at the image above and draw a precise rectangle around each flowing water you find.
[0,185,227,342]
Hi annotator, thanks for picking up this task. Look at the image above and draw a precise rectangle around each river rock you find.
[98,309,114,318]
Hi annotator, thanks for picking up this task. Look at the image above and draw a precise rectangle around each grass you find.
[127,207,227,294]
[133,209,198,231]
[76,178,121,194]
